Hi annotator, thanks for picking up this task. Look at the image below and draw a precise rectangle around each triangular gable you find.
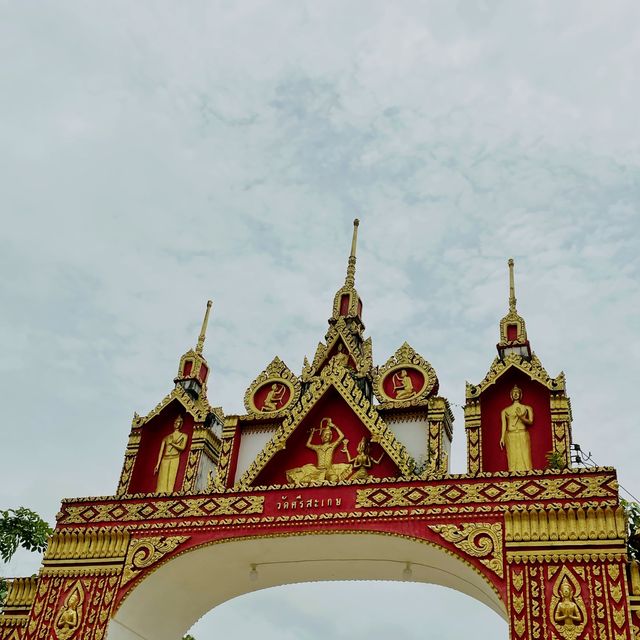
[466,352,565,399]
[132,384,218,429]
[302,317,372,381]
[236,360,413,488]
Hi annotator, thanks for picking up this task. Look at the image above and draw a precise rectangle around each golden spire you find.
[196,300,213,354]
[508,258,517,311]
[344,218,359,288]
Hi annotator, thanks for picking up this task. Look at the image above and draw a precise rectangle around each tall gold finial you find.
[196,300,213,354]
[508,258,517,312]
[345,218,359,288]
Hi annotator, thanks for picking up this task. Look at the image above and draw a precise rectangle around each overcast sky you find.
[1,1,639,638]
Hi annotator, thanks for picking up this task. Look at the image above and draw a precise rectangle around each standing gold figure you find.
[500,385,534,471]
[154,415,188,493]
[392,369,416,400]
[286,418,351,485]
[262,383,286,412]
[54,585,83,640]
[342,437,384,480]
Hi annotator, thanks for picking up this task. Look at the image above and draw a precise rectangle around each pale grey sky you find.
[1,1,639,638]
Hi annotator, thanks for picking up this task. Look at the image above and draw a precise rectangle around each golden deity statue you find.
[262,382,286,412]
[392,368,416,400]
[552,577,587,640]
[154,415,188,493]
[500,384,533,471]
[331,343,349,368]
[286,418,352,486]
[54,585,83,640]
[342,436,384,480]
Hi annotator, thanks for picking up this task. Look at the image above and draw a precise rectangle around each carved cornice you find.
[466,353,565,399]
[237,362,414,488]
[44,528,130,563]
[243,357,301,418]
[373,342,439,408]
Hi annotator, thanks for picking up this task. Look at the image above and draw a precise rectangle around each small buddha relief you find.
[330,343,350,368]
[550,570,588,640]
[500,385,534,471]
[154,415,188,493]
[54,582,84,640]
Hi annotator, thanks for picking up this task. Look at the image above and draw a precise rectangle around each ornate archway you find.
[2,221,639,640]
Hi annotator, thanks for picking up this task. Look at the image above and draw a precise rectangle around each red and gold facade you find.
[2,221,638,640]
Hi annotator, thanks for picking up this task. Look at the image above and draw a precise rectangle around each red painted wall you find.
[128,403,193,493]
[480,368,552,473]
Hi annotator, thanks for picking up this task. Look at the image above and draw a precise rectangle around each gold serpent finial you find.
[508,258,517,312]
[345,218,359,288]
[196,300,213,354]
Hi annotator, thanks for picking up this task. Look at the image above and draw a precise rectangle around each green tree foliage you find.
[0,508,53,606]
[621,499,640,561]
[182,635,196,640]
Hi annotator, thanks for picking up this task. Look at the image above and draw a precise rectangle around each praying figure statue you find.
[286,418,352,486]
[154,415,188,493]
[552,577,586,640]
[342,436,384,480]
[54,586,83,640]
[392,369,416,400]
[500,384,534,471]
[262,382,286,412]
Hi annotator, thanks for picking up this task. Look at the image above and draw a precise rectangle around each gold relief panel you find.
[373,342,438,408]
[122,536,190,586]
[549,566,588,640]
[243,357,301,418]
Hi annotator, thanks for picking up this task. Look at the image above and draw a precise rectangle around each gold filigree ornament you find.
[54,581,84,640]
[550,566,588,640]
[243,357,301,417]
[428,522,504,578]
[373,342,438,408]
[122,536,189,586]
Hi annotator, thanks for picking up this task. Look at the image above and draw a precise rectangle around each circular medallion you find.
[380,366,428,402]
[250,379,294,414]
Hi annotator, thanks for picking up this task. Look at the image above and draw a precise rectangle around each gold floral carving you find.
[549,566,588,640]
[53,581,84,640]
[59,495,264,525]
[243,357,301,417]
[373,342,439,408]
[122,536,189,586]
[236,363,414,488]
[428,522,504,578]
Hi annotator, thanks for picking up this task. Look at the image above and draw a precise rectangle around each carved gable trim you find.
[237,361,413,488]
[132,385,216,429]
[466,353,565,400]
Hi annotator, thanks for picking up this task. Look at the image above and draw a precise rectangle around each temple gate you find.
[2,220,639,640]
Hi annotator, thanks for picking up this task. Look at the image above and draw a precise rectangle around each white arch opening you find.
[108,532,507,640]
